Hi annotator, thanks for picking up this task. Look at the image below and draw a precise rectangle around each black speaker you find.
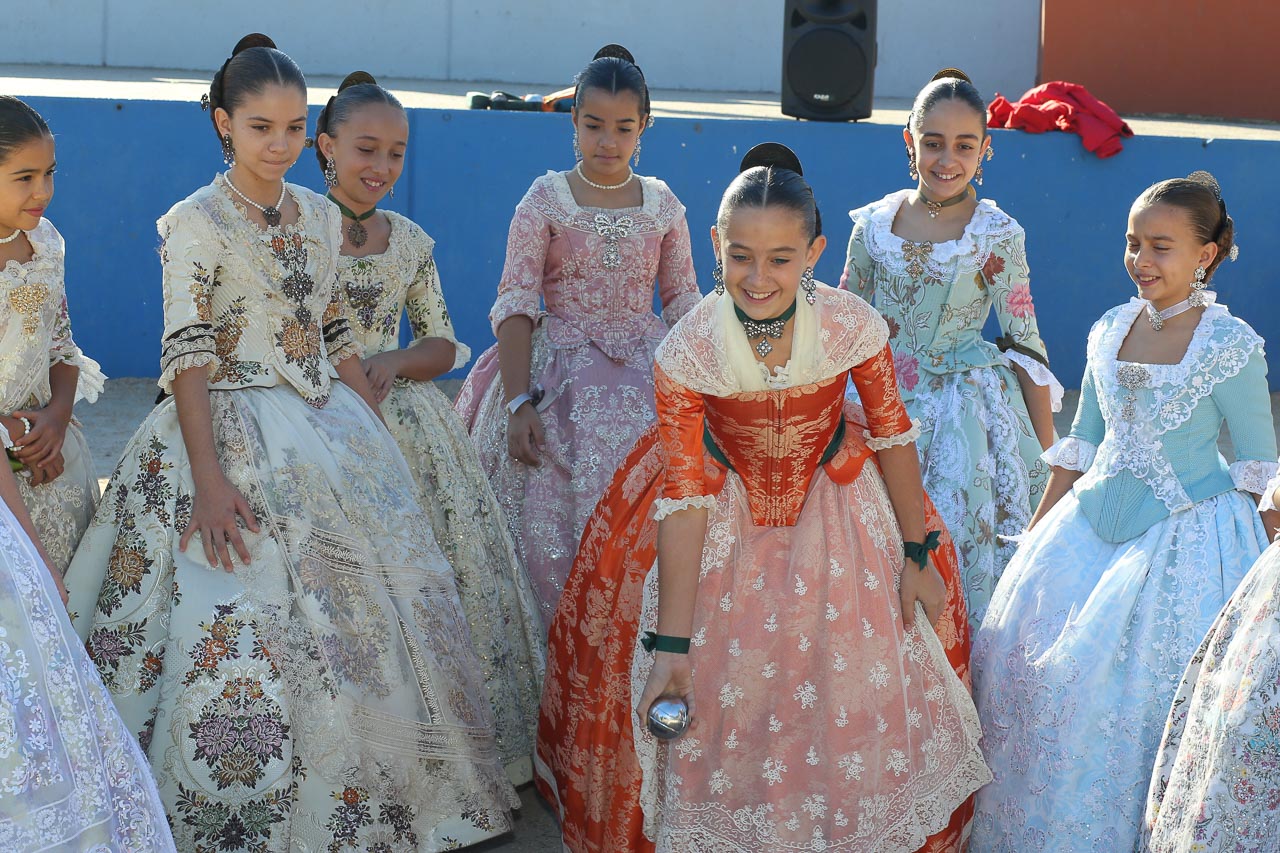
[781,0,877,121]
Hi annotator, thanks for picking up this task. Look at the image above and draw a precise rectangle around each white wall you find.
[14,1,1038,99]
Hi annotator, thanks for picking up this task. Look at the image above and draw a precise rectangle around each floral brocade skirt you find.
[454,322,663,629]
[536,420,990,853]
[1143,538,1280,853]
[970,489,1267,852]
[381,377,545,783]
[64,383,518,852]
[17,418,98,574]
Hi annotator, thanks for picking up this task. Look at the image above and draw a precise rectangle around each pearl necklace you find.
[575,162,635,191]
[224,174,286,227]
[0,228,22,244]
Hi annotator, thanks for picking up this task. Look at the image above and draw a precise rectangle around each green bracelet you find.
[641,631,691,654]
[903,530,941,570]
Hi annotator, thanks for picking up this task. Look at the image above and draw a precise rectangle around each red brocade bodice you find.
[654,342,912,529]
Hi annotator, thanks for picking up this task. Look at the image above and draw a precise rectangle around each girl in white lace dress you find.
[0,97,104,573]
[316,72,544,785]
[971,173,1278,852]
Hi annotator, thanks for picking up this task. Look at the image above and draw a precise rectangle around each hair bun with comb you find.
[594,44,637,64]
[339,71,378,92]
[739,142,804,176]
[232,33,276,56]
[1186,170,1223,200]
[931,67,973,84]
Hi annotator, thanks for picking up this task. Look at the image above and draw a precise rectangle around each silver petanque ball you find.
[647,697,690,740]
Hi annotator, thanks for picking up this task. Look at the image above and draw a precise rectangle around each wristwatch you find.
[505,385,545,415]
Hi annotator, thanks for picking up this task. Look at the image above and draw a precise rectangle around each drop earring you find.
[633,138,642,168]
[801,267,817,305]
[1188,265,1209,307]
[974,145,994,186]
[907,149,919,181]
[572,130,582,161]
[389,184,394,199]
[221,133,235,167]
[712,261,725,296]
[323,158,338,188]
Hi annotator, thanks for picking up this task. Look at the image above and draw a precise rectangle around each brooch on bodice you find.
[592,213,635,270]
[1116,363,1151,420]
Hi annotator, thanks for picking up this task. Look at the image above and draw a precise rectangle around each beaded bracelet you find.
[641,631,691,654]
[903,530,941,570]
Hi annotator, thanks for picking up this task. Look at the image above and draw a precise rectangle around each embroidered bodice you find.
[1046,299,1276,543]
[652,286,918,526]
[157,176,358,407]
[336,210,470,371]
[488,171,701,360]
[844,189,1052,400]
[0,219,105,411]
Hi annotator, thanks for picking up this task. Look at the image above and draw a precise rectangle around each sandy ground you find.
[72,379,1270,851]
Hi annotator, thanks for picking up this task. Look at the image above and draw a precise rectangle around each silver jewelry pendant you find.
[348,220,368,248]
[647,696,690,739]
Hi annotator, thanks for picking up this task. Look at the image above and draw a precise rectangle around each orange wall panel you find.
[1041,0,1278,122]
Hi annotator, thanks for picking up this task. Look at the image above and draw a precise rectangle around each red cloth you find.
[988,81,1134,158]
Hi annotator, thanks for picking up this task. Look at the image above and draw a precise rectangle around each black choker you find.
[734,300,797,357]
[916,186,972,218]
[326,193,377,247]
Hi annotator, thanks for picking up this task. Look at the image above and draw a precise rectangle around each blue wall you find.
[27,96,1279,389]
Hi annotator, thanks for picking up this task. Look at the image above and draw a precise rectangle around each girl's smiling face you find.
[1125,201,1219,310]
[713,205,826,321]
[906,98,989,198]
[319,101,408,210]
[0,133,55,233]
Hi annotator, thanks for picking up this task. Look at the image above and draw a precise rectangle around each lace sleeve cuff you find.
[448,339,472,371]
[1230,459,1278,497]
[1260,470,1280,512]
[159,325,219,394]
[489,291,541,335]
[864,420,921,452]
[324,318,363,366]
[1001,350,1065,413]
[53,349,107,404]
[653,494,718,521]
[1042,436,1097,472]
[662,291,702,328]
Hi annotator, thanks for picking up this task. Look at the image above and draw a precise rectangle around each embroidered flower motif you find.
[1005,282,1035,318]
[982,251,1006,281]
[893,350,921,392]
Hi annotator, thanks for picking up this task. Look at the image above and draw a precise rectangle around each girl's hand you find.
[180,476,260,571]
[363,352,401,404]
[12,402,71,468]
[899,559,946,631]
[26,451,64,486]
[635,652,696,737]
[507,404,545,466]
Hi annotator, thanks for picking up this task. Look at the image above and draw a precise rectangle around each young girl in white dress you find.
[0,96,104,572]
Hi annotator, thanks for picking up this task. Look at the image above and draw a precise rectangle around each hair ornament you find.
[200,92,211,110]
[339,70,378,91]
[931,67,973,84]
[1186,169,1222,199]
[232,33,276,55]
[1229,243,1240,262]
[739,142,804,176]
[594,44,637,64]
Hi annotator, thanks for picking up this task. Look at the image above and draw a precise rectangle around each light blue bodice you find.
[1047,298,1276,543]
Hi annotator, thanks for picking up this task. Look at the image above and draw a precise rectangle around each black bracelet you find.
[903,530,941,570]
[641,631,691,654]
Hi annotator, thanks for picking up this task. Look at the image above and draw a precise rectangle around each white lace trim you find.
[55,349,106,404]
[849,189,1023,280]
[1043,436,1098,472]
[1261,470,1280,512]
[1078,300,1264,515]
[653,494,718,521]
[532,171,684,233]
[1229,459,1277,496]
[865,419,921,451]
[1002,350,1065,412]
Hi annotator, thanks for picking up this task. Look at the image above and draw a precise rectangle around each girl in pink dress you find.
[455,44,700,626]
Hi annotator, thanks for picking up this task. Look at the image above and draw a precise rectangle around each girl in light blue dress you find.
[970,172,1279,851]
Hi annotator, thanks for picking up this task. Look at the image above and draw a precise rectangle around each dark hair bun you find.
[931,67,973,84]
[593,43,636,64]
[739,142,803,176]
[233,33,276,55]
[339,70,378,91]
[1186,169,1223,199]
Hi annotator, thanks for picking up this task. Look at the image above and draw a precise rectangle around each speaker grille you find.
[785,29,868,111]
